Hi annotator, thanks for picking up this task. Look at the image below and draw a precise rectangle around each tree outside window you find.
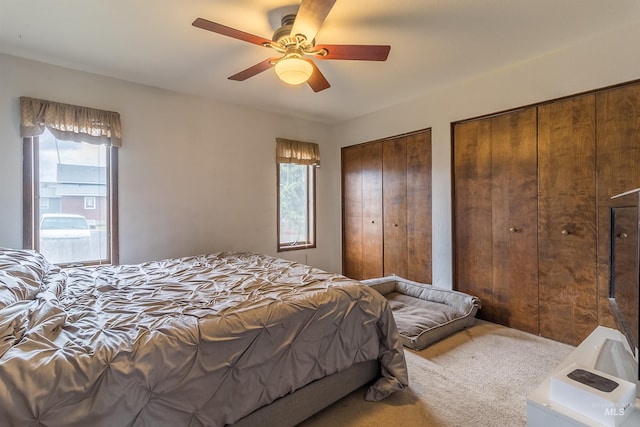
[276,138,319,252]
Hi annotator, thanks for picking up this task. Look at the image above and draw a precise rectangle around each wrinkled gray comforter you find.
[0,250,407,426]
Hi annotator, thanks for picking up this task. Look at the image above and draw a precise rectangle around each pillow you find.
[0,247,51,309]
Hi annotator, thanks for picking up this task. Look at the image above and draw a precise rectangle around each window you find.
[278,163,316,251]
[21,97,121,266]
[84,196,97,210]
[25,129,116,265]
[276,138,319,251]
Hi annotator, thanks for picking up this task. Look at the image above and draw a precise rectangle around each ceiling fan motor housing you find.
[272,14,314,48]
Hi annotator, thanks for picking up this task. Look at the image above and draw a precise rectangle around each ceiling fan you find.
[192,0,391,92]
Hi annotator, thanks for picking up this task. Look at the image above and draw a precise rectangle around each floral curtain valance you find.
[19,97,122,147]
[276,138,320,166]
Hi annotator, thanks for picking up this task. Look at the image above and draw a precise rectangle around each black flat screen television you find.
[609,202,640,381]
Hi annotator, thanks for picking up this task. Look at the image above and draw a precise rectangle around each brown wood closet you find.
[453,80,640,346]
[342,129,432,283]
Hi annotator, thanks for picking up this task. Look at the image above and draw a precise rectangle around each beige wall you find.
[333,20,640,288]
[0,53,341,272]
[2,18,640,281]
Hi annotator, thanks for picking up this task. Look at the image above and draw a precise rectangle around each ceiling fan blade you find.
[290,0,337,42]
[192,18,272,47]
[306,60,330,92]
[314,44,391,61]
[228,58,277,81]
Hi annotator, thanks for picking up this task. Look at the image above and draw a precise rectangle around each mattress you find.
[0,249,408,426]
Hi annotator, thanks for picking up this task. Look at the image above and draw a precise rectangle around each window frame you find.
[23,135,119,266]
[276,162,317,252]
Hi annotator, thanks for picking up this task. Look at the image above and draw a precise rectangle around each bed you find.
[0,248,408,426]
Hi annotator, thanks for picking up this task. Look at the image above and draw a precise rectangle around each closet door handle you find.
[509,227,517,233]
[617,232,628,239]
[561,228,570,236]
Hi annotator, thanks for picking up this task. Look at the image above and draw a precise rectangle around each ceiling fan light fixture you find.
[192,0,389,93]
[275,56,313,85]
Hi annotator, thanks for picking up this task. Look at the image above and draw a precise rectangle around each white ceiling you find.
[1,0,639,123]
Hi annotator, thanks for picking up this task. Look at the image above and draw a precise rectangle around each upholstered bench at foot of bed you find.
[361,276,481,351]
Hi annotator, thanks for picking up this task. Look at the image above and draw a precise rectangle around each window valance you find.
[19,97,122,147]
[276,138,320,166]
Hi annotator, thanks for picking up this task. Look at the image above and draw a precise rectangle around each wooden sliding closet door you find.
[453,119,494,313]
[342,129,432,283]
[342,142,383,280]
[454,108,538,334]
[342,145,364,279]
[382,132,432,281]
[596,82,640,328]
[383,137,408,278]
[406,132,432,282]
[362,142,384,278]
[538,95,597,345]
[490,108,539,333]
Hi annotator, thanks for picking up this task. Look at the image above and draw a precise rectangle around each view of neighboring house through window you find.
[32,129,111,265]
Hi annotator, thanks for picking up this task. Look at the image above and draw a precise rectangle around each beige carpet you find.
[300,320,575,427]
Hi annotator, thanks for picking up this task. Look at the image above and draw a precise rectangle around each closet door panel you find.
[383,137,408,277]
[490,108,538,334]
[361,142,383,279]
[453,120,494,315]
[538,95,597,345]
[597,82,640,328]
[342,145,364,279]
[406,131,432,282]
[343,131,432,282]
